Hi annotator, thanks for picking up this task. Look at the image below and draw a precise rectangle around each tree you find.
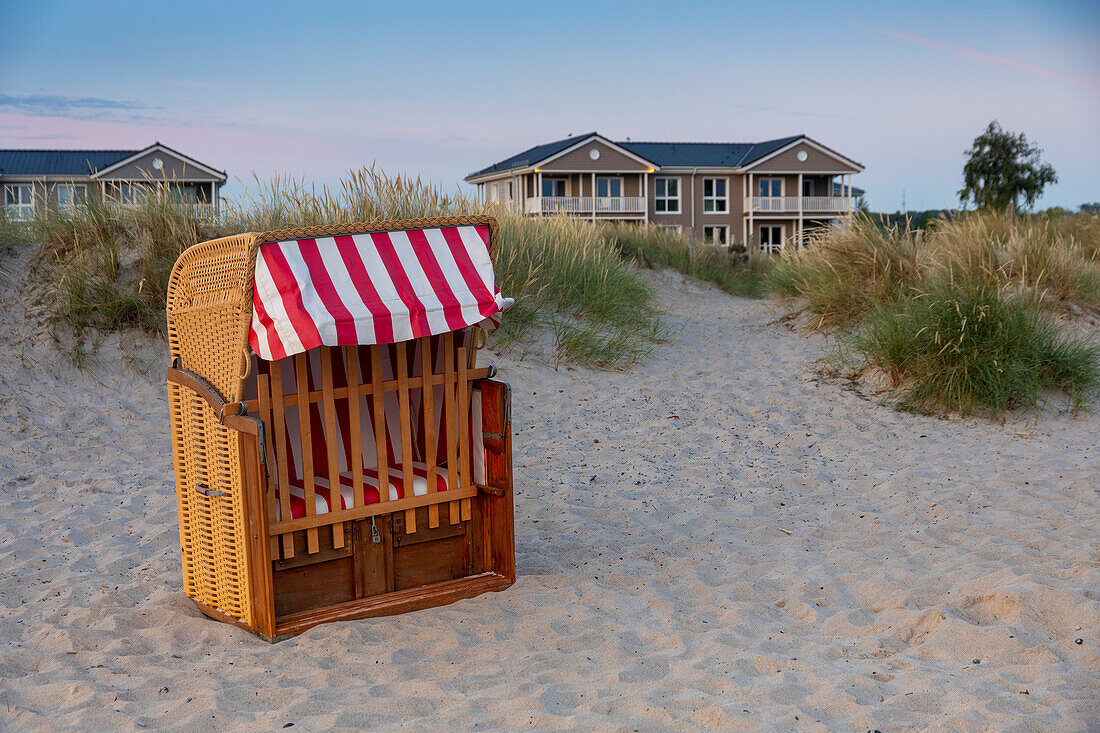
[1080,202,1100,215]
[959,121,1057,212]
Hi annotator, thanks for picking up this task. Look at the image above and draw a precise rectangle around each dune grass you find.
[778,211,1100,415]
[767,214,925,329]
[0,208,34,250]
[604,221,770,298]
[845,279,1099,414]
[36,192,227,333]
[34,168,667,369]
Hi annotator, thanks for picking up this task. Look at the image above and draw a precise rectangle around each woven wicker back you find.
[166,232,261,403]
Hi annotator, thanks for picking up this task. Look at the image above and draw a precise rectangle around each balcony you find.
[747,196,851,214]
[526,196,647,215]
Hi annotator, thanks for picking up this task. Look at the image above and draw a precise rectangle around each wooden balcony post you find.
[798,173,804,249]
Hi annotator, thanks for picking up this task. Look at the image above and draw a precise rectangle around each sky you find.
[1,0,1097,211]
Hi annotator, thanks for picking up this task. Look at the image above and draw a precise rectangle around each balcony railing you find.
[748,196,851,213]
[526,196,647,215]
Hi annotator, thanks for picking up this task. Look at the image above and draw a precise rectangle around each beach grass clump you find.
[0,208,34,249]
[848,278,1099,415]
[222,167,475,232]
[494,214,662,368]
[932,211,1100,310]
[36,167,663,369]
[777,209,1100,415]
[604,221,770,298]
[37,192,226,333]
[768,214,924,328]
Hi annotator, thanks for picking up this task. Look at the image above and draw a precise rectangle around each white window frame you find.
[56,183,87,210]
[703,225,728,246]
[596,176,623,198]
[759,224,785,253]
[758,177,783,197]
[658,224,682,234]
[702,177,728,213]
[4,183,34,220]
[653,177,680,214]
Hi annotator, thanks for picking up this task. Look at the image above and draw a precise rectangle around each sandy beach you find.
[1,246,1097,731]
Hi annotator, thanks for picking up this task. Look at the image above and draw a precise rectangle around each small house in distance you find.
[465,132,864,252]
[1,142,227,220]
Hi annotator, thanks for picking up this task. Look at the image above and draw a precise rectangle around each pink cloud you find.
[878,27,1099,94]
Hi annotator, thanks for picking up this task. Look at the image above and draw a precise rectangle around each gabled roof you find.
[466,132,601,178]
[0,149,138,176]
[92,142,227,181]
[465,133,861,181]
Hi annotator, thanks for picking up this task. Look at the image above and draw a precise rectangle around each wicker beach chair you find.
[165,216,515,641]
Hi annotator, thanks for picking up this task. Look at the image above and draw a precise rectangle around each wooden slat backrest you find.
[420,336,439,529]
[250,334,487,553]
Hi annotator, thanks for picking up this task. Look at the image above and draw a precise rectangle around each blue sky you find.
[2,0,1097,210]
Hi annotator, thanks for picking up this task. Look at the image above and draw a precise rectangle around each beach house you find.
[1,142,227,220]
[465,132,864,251]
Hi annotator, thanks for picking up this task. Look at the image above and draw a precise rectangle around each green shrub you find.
[604,221,770,298]
[849,279,1099,414]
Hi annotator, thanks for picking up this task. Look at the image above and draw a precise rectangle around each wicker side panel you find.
[166,233,260,403]
[168,379,253,627]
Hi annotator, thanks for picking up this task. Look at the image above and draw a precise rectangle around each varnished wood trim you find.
[274,572,513,638]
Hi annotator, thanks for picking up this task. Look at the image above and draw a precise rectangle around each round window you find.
[589,149,601,160]
[796,150,808,162]
[152,157,164,170]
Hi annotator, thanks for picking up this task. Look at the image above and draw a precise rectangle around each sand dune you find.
[1,252,1097,731]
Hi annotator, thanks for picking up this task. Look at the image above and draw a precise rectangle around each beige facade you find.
[467,134,863,252]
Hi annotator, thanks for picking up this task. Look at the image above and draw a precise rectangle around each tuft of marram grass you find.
[843,278,1099,415]
[35,167,664,370]
[931,211,1100,310]
[0,207,34,250]
[37,191,227,333]
[767,213,925,329]
[777,210,1100,416]
[603,221,770,298]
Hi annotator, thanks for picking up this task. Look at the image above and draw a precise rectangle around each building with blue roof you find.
[465,132,863,251]
[1,143,227,220]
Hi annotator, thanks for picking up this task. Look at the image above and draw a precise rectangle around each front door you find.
[760,225,784,253]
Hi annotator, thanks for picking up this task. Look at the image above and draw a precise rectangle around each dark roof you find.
[0,149,138,176]
[466,133,822,179]
[467,132,598,178]
[618,136,801,168]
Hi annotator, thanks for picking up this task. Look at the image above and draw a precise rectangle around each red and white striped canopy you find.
[249,223,511,361]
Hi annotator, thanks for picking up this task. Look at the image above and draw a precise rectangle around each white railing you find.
[526,196,646,214]
[748,196,851,213]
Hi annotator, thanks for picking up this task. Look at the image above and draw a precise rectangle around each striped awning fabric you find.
[250,223,511,361]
